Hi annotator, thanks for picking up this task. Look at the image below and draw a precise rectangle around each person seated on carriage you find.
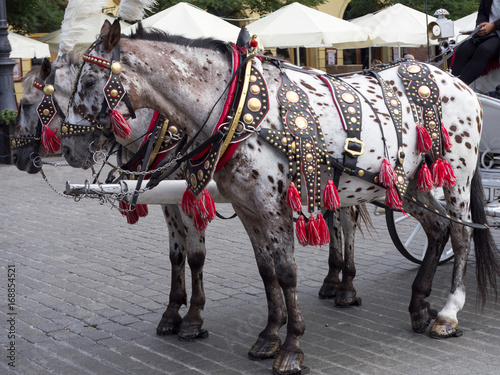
[451,0,500,85]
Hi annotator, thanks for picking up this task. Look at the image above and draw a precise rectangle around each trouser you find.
[451,32,500,84]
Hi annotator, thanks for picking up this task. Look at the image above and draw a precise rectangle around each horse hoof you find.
[334,291,361,307]
[178,326,208,341]
[248,336,281,360]
[429,318,463,339]
[156,317,180,336]
[272,350,308,374]
[410,304,437,333]
[318,282,338,299]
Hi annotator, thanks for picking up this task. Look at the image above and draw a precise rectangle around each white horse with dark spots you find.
[61,20,500,374]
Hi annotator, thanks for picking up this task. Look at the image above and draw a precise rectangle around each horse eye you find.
[83,79,95,89]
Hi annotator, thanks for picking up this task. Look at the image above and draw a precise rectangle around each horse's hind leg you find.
[403,184,449,333]
[335,206,362,307]
[157,205,187,335]
[318,209,343,299]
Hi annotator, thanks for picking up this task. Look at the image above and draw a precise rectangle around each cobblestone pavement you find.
[2,156,500,375]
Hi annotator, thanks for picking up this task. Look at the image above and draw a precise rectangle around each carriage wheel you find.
[384,208,454,265]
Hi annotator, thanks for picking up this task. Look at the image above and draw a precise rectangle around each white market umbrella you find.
[123,2,240,42]
[8,32,50,59]
[246,2,369,49]
[350,3,437,47]
[37,13,130,55]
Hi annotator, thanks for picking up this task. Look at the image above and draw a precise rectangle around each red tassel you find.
[306,216,320,246]
[200,189,216,221]
[181,188,196,217]
[110,109,131,139]
[136,204,148,217]
[41,125,61,153]
[417,163,433,192]
[296,214,308,246]
[416,124,432,153]
[385,185,403,210]
[441,123,452,151]
[379,158,397,188]
[323,180,341,210]
[317,214,330,246]
[431,158,445,188]
[442,160,456,187]
[192,204,208,233]
[287,182,302,212]
[118,201,139,224]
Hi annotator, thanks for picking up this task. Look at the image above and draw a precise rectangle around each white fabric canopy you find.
[246,2,369,48]
[123,2,240,42]
[350,3,437,47]
[37,13,130,55]
[454,12,478,39]
[8,32,50,59]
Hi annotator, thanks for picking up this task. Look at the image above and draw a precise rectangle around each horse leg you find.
[318,209,342,299]
[335,207,362,307]
[157,205,188,336]
[403,184,449,333]
[178,209,208,341]
[233,207,304,373]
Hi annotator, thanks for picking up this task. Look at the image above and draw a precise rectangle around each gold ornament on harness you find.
[111,62,122,75]
[43,84,54,95]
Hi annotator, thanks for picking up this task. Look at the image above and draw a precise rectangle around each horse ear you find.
[103,19,121,53]
[99,20,112,37]
[40,58,52,80]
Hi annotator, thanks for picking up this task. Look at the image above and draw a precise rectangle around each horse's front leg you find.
[318,209,343,299]
[235,207,305,373]
[157,205,187,335]
[403,183,449,333]
[178,210,208,341]
[335,206,362,307]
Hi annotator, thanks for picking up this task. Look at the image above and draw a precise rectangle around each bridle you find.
[61,38,136,144]
[11,68,65,153]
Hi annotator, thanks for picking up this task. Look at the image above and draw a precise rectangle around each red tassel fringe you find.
[441,123,453,151]
[306,216,320,246]
[442,160,457,187]
[323,180,340,210]
[416,124,432,154]
[379,158,397,188]
[41,125,61,153]
[417,163,433,192]
[110,109,131,139]
[287,182,302,212]
[118,201,139,224]
[200,189,216,222]
[431,158,445,187]
[181,188,196,217]
[385,185,403,210]
[136,204,148,217]
[192,204,208,233]
[317,214,330,246]
[296,215,308,246]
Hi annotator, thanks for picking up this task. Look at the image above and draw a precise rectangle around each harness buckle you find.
[344,137,365,157]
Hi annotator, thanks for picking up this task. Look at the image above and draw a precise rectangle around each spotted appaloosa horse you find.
[61,20,500,374]
[13,52,370,344]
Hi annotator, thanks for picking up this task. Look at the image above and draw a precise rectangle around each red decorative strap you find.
[83,54,111,68]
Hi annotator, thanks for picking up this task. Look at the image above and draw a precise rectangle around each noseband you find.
[11,69,65,152]
[61,39,136,142]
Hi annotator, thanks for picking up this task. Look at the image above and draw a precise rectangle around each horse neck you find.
[120,38,233,141]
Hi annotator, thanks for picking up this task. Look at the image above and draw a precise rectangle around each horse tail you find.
[471,164,500,308]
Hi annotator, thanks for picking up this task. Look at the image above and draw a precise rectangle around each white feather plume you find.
[59,0,107,55]
[118,0,157,22]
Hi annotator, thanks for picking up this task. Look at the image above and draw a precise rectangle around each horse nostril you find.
[12,153,18,164]
[62,146,70,157]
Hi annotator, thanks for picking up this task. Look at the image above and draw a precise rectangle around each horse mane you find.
[22,65,41,92]
[54,50,84,78]
[126,23,234,57]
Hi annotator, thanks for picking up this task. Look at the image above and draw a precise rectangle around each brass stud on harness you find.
[43,84,55,96]
[111,62,122,75]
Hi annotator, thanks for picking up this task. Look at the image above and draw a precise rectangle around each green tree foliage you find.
[147,0,327,19]
[7,0,65,35]
[344,0,480,21]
